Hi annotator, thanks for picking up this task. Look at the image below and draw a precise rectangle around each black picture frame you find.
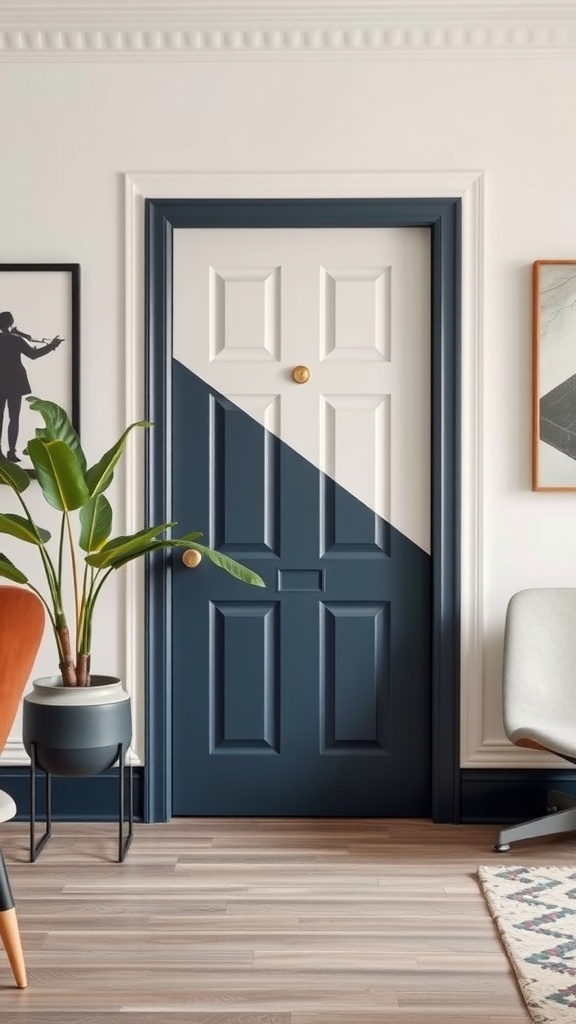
[0,263,80,470]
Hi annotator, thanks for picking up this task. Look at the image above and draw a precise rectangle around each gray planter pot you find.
[22,675,132,777]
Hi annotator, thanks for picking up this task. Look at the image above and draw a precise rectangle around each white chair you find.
[495,588,576,852]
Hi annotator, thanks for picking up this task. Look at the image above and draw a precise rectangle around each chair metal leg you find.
[118,743,134,863]
[547,789,576,812]
[495,805,576,852]
[29,743,52,862]
[0,850,26,988]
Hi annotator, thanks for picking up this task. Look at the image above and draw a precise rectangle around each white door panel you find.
[174,227,430,552]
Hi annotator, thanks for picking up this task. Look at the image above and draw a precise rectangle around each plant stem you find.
[76,565,111,686]
[87,567,113,624]
[64,508,81,652]
[77,562,90,653]
[57,513,66,601]
[76,652,90,687]
[76,563,94,685]
[80,566,113,665]
[14,490,76,684]
[57,627,77,685]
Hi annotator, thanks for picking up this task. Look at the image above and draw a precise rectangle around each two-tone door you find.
[171,225,431,815]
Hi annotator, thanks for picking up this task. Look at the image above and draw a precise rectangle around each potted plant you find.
[0,396,264,782]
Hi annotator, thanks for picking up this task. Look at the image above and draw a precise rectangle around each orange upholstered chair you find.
[0,585,45,988]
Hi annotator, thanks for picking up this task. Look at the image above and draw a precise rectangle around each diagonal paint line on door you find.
[172,225,431,555]
[173,358,431,562]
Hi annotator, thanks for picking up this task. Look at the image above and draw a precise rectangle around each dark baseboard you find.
[0,766,144,822]
[4,765,569,827]
[460,768,576,824]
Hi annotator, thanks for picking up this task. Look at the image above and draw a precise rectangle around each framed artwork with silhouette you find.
[533,259,576,491]
[0,263,80,473]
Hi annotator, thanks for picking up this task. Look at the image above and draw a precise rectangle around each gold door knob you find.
[292,365,310,384]
[182,549,202,569]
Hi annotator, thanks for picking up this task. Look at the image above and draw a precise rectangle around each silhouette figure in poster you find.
[0,311,64,462]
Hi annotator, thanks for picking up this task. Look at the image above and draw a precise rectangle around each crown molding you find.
[0,2,574,58]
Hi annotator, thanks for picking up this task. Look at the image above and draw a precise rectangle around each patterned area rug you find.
[478,865,576,1023]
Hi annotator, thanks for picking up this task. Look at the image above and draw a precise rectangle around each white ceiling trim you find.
[0,2,574,58]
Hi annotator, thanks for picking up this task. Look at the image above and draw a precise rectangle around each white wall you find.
[1,46,574,767]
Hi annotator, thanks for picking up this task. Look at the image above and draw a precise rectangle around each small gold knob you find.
[182,549,202,569]
[292,365,310,384]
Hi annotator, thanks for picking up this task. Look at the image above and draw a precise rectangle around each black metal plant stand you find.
[29,742,133,863]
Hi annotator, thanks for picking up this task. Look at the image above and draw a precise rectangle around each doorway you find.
[144,198,461,822]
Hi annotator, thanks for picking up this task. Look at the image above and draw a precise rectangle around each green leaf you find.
[0,552,29,585]
[0,513,50,545]
[27,439,89,512]
[93,532,202,569]
[0,456,31,493]
[85,526,264,586]
[85,523,175,568]
[86,538,168,569]
[90,536,265,587]
[183,542,265,587]
[79,494,113,552]
[85,421,152,497]
[26,396,87,472]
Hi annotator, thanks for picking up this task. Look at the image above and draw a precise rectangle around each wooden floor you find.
[1,817,574,1023]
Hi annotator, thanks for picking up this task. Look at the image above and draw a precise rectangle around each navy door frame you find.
[144,197,461,824]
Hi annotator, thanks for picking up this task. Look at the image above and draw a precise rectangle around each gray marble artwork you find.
[536,263,576,487]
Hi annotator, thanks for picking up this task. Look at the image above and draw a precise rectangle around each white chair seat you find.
[0,791,16,825]
[495,588,576,853]
[508,725,576,762]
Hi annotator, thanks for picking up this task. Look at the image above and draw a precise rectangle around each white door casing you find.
[119,170,521,775]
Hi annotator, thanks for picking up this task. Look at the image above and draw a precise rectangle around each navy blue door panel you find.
[172,360,431,816]
[210,396,280,555]
[211,601,280,752]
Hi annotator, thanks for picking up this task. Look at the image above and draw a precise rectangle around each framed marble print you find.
[533,259,576,490]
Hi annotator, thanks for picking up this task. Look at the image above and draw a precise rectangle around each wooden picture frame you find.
[0,263,80,473]
[533,259,576,491]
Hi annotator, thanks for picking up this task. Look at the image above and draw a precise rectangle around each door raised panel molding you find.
[210,266,281,363]
[210,601,280,754]
[320,601,390,754]
[321,472,389,557]
[320,265,390,362]
[123,169,503,775]
[210,394,280,555]
[321,394,391,531]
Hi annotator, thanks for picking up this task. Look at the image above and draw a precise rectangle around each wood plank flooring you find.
[1,817,573,1023]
